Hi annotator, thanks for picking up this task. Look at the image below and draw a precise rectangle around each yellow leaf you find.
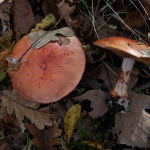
[81,141,103,150]
[31,14,56,32]
[64,104,81,142]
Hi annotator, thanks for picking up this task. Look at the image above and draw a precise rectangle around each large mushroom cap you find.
[8,35,86,103]
[94,36,150,65]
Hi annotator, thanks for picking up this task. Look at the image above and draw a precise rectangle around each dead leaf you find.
[0,90,54,129]
[64,104,81,142]
[24,122,62,150]
[85,51,106,64]
[31,14,56,32]
[73,90,108,119]
[0,28,13,44]
[50,100,73,128]
[13,0,35,34]
[115,90,150,148]
[0,1,12,21]
[81,141,103,150]
[0,0,5,4]
[73,14,92,31]
[42,0,60,20]
[72,115,98,141]
[7,132,27,149]
[100,62,150,147]
[120,11,145,30]
[0,140,9,150]
[54,138,71,150]
[57,0,75,26]
[28,27,74,49]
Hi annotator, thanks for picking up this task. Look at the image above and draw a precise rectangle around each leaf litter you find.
[0,0,150,149]
[24,121,62,150]
[0,90,54,129]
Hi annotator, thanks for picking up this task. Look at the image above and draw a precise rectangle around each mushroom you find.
[8,35,86,103]
[93,37,149,113]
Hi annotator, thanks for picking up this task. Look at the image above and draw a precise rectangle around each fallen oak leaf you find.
[0,90,54,129]
[57,0,75,26]
[64,104,81,142]
[72,115,98,141]
[100,63,150,147]
[13,0,34,34]
[24,122,62,150]
[28,27,74,49]
[115,90,150,148]
[0,139,10,150]
[73,90,108,119]
[120,11,145,30]
[54,138,71,150]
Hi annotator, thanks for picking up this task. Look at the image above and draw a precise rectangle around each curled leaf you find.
[28,27,74,49]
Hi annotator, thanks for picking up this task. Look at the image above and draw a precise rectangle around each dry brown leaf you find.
[0,28,13,44]
[73,14,92,31]
[13,0,34,34]
[0,140,9,150]
[28,27,74,49]
[24,122,62,150]
[54,138,71,150]
[72,115,98,141]
[85,52,106,64]
[0,90,54,129]
[100,62,150,147]
[57,0,75,26]
[115,90,150,148]
[7,132,27,149]
[64,104,81,142]
[73,89,108,119]
[81,141,103,150]
[50,100,74,128]
[0,0,5,4]
[0,1,12,21]
[120,11,145,30]
[42,0,60,20]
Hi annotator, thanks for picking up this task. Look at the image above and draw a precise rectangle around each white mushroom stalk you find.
[111,58,135,97]
[110,58,135,113]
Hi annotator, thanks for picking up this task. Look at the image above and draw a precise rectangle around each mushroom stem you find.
[111,58,135,98]
[107,58,135,113]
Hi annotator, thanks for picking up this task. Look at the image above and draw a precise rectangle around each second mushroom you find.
[94,37,149,113]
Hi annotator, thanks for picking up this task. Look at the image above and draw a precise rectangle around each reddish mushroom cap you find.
[94,37,150,65]
[8,35,86,103]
